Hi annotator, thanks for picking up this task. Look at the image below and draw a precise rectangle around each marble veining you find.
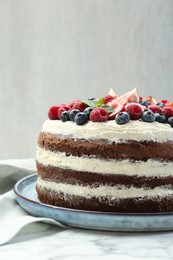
[1,227,173,259]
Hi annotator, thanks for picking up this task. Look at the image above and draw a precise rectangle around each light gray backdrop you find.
[0,0,173,159]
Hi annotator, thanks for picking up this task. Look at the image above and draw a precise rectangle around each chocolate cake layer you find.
[38,133,173,161]
[36,186,173,213]
[36,162,173,189]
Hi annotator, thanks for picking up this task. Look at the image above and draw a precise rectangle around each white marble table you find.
[1,159,173,260]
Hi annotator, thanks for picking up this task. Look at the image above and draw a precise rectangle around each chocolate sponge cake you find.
[36,89,173,213]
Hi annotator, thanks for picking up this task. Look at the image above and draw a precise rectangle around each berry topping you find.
[155,113,167,123]
[125,103,142,120]
[139,100,149,107]
[148,104,162,114]
[69,109,80,121]
[165,101,173,107]
[88,98,96,101]
[143,96,157,105]
[74,112,88,125]
[141,109,155,122]
[58,105,71,118]
[162,106,173,119]
[156,102,165,108]
[103,95,114,104]
[60,111,71,122]
[115,112,130,125]
[72,101,88,111]
[167,117,173,127]
[84,107,94,118]
[48,106,60,120]
[90,108,109,122]
[47,88,173,129]
[158,99,170,105]
[68,100,80,108]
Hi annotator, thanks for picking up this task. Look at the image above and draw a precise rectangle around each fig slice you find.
[108,101,124,120]
[108,88,117,98]
[117,88,139,105]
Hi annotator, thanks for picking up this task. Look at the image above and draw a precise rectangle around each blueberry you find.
[156,102,165,108]
[115,112,130,125]
[141,109,155,122]
[84,107,94,118]
[60,111,70,122]
[167,116,173,127]
[139,100,149,107]
[74,112,88,125]
[88,98,96,101]
[155,113,166,123]
[69,109,80,121]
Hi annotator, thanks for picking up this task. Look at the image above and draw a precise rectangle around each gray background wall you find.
[0,0,173,159]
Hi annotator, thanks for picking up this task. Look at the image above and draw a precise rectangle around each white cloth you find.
[0,160,66,246]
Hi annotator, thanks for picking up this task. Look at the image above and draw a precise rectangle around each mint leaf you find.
[101,105,114,112]
[96,97,104,107]
[82,98,114,113]
[82,100,97,107]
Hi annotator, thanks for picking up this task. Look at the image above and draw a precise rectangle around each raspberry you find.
[48,106,60,120]
[90,108,108,122]
[125,103,142,120]
[72,101,87,111]
[158,99,170,104]
[148,105,162,114]
[68,100,80,108]
[103,95,114,104]
[162,106,173,119]
[58,104,71,118]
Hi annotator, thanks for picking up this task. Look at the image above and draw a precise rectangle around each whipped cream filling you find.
[36,147,173,177]
[37,177,173,199]
[42,119,173,143]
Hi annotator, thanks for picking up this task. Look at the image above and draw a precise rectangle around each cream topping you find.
[36,147,173,177]
[42,119,173,143]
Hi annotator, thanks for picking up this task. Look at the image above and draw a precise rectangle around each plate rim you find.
[13,173,173,217]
